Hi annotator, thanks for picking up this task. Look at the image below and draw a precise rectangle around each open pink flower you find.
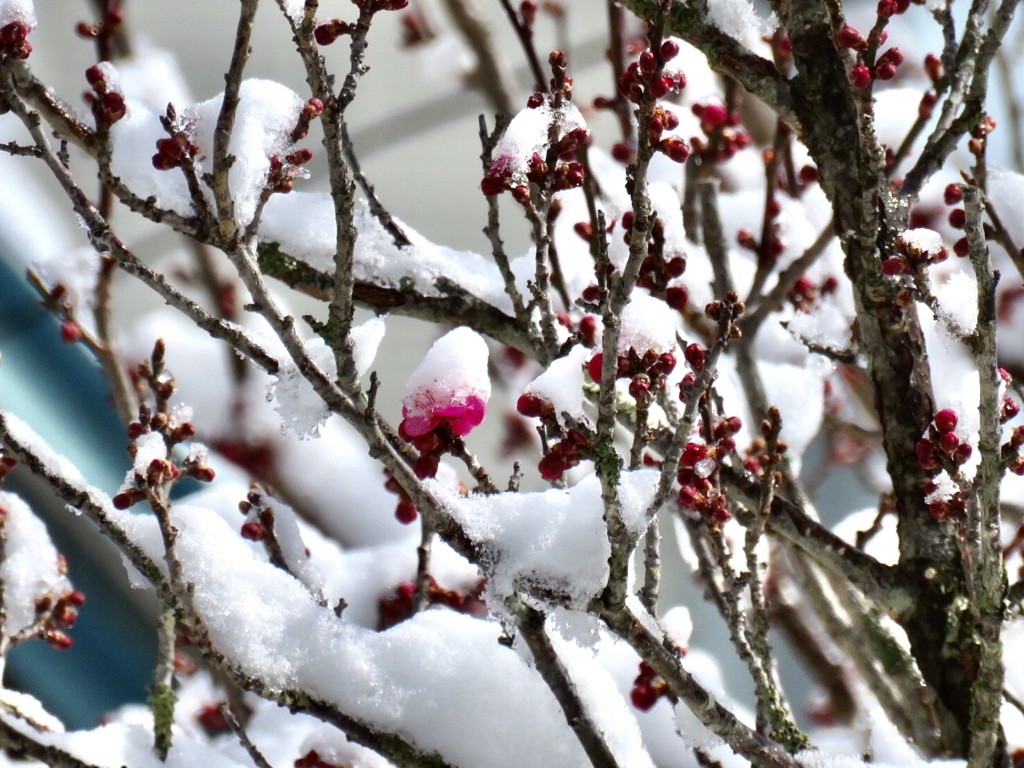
[399,327,491,441]
[401,393,487,438]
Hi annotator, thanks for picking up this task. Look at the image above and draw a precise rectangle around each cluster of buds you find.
[848,49,904,90]
[552,312,599,348]
[647,106,690,163]
[84,64,126,125]
[291,98,325,143]
[377,577,485,630]
[1002,425,1024,476]
[881,228,950,276]
[877,0,922,19]
[835,24,876,54]
[34,588,86,650]
[925,487,965,521]
[515,378,594,481]
[915,409,971,472]
[835,24,906,88]
[633,215,688,297]
[42,283,86,346]
[579,213,688,309]
[616,40,685,105]
[943,183,972,258]
[537,428,591,481]
[676,418,742,524]
[0,20,31,59]
[313,18,352,46]
[237,486,279,542]
[968,114,997,158]
[151,133,198,171]
[587,346,677,404]
[114,347,215,509]
[785,274,840,313]
[737,204,784,268]
[630,661,669,711]
[690,102,751,163]
[402,417,467,482]
[268,148,313,194]
[925,489,962,520]
[480,123,589,204]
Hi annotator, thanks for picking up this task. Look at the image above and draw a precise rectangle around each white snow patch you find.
[523,344,590,426]
[619,291,679,357]
[431,470,658,609]
[0,0,34,29]
[0,492,73,638]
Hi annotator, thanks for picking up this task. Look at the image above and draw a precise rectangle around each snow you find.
[431,470,659,609]
[548,629,657,767]
[260,193,514,313]
[131,431,167,476]
[402,326,491,436]
[110,99,193,217]
[0,0,34,28]
[618,291,679,357]
[110,79,306,227]
[705,0,772,43]
[932,269,978,336]
[988,167,1024,246]
[184,79,305,228]
[351,314,386,377]
[899,228,944,256]
[266,335,333,439]
[115,43,193,112]
[523,344,590,426]
[491,102,587,189]
[31,247,101,332]
[278,0,305,23]
[0,413,88,489]
[165,504,599,767]
[267,315,387,439]
[0,491,73,638]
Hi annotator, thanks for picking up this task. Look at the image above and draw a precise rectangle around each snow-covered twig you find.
[209,0,258,243]
[961,185,1007,768]
[515,603,623,768]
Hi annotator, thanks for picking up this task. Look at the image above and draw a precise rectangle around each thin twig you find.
[516,603,623,768]
[220,703,274,768]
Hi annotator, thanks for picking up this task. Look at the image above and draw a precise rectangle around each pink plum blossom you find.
[399,327,491,440]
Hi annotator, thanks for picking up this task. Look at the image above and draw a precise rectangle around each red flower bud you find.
[934,408,958,433]
[395,498,418,524]
[684,343,706,371]
[517,393,545,417]
[835,25,862,49]
[659,137,691,163]
[850,63,872,89]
